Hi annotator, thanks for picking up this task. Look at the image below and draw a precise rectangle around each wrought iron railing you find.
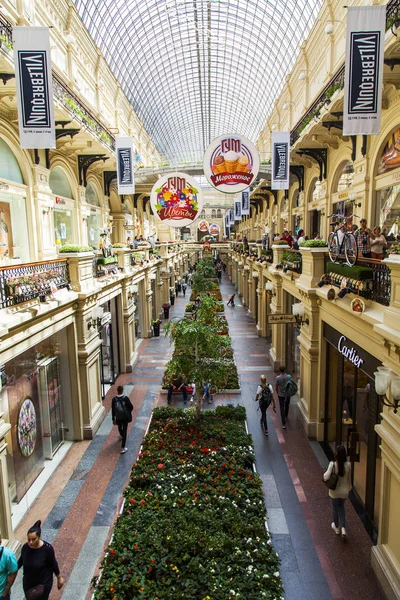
[0,13,12,50]
[0,259,70,310]
[324,257,391,306]
[291,1,400,146]
[52,72,115,151]
[281,249,302,274]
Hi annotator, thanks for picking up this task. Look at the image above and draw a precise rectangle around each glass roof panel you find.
[74,0,322,164]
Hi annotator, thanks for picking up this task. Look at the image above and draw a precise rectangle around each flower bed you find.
[92,406,283,600]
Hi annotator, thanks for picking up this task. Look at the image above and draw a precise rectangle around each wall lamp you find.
[87,306,104,330]
[42,207,53,215]
[374,367,400,414]
[265,281,276,296]
[292,302,309,326]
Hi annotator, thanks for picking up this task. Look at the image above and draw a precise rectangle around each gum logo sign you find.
[150,172,204,228]
[204,135,260,194]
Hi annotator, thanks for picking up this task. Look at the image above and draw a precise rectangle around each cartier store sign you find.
[324,323,380,376]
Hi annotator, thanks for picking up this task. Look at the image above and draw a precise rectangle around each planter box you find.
[64,252,95,292]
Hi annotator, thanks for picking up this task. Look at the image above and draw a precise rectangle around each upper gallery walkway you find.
[9,272,384,600]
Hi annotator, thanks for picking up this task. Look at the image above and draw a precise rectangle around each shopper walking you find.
[182,282,187,297]
[255,375,276,436]
[18,521,64,600]
[275,365,291,429]
[227,294,235,307]
[112,385,134,454]
[323,445,352,539]
[0,538,18,599]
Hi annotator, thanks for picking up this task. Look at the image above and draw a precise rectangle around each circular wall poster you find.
[203,134,260,193]
[150,172,204,228]
[198,220,209,232]
[209,223,220,235]
[17,397,37,457]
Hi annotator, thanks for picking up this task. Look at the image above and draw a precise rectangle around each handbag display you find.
[25,584,45,600]
[323,463,339,490]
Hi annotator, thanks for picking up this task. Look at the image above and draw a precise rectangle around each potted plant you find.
[162,302,171,319]
[152,318,161,337]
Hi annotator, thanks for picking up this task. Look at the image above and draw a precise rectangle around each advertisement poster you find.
[379,128,400,173]
[203,134,260,193]
[271,132,290,190]
[209,223,220,236]
[343,5,385,136]
[150,172,204,228]
[116,136,135,194]
[198,220,209,232]
[13,27,55,148]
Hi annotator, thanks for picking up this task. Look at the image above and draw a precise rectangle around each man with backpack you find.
[256,375,276,436]
[112,385,134,454]
[275,366,298,429]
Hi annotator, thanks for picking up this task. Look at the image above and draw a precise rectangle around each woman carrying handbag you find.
[323,445,352,539]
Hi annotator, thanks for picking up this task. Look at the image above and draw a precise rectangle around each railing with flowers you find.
[291,0,400,147]
[0,259,70,310]
[0,13,13,51]
[324,257,391,306]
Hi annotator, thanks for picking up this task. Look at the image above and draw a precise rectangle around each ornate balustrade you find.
[0,259,70,310]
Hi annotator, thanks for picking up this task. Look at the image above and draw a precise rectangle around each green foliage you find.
[92,408,283,600]
[58,244,93,253]
[388,244,400,255]
[326,261,373,280]
[282,251,301,263]
[272,240,289,246]
[97,256,118,265]
[112,243,127,248]
[299,239,328,248]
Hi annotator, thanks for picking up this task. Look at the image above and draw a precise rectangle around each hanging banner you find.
[241,189,250,215]
[203,134,260,193]
[225,212,230,232]
[150,172,204,228]
[13,27,55,149]
[234,197,242,220]
[198,219,209,232]
[271,132,290,190]
[209,223,220,236]
[229,208,235,225]
[343,5,385,136]
[116,137,135,194]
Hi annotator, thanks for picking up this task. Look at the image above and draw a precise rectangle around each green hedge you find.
[97,256,118,265]
[92,407,283,600]
[326,261,373,280]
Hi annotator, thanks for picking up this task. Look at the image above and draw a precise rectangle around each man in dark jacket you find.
[112,385,133,454]
[167,374,187,405]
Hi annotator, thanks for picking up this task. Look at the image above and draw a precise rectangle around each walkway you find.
[10,273,384,600]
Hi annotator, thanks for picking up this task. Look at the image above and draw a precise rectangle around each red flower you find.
[157,463,164,469]
[110,549,116,555]
[129,498,136,504]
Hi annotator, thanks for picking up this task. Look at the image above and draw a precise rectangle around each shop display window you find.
[0,331,69,502]
[336,161,354,192]
[0,193,30,264]
[87,213,102,249]
[54,208,74,247]
[374,185,400,237]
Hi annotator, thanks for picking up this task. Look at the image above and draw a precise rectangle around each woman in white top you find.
[323,445,352,539]
[370,226,387,260]
[255,375,276,437]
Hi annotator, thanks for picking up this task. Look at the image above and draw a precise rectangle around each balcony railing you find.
[324,257,391,307]
[0,13,12,50]
[281,249,302,275]
[0,259,70,310]
[291,0,400,147]
[52,72,115,151]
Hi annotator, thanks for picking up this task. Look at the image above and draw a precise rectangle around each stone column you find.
[162,273,170,304]
[121,278,138,371]
[242,266,250,307]
[111,213,126,244]
[268,271,285,370]
[256,282,263,336]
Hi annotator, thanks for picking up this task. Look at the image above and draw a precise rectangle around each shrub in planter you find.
[58,244,93,253]
[92,407,283,600]
[298,239,328,248]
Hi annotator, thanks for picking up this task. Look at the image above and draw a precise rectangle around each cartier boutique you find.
[323,323,382,542]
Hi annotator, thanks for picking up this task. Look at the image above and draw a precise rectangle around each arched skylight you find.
[74,0,322,164]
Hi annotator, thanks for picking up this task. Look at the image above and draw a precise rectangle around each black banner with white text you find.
[116,137,135,195]
[271,132,290,190]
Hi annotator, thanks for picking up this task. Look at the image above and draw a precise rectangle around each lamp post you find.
[374,367,400,414]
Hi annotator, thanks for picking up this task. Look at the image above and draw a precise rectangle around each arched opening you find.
[50,167,75,247]
[308,177,322,238]
[0,138,30,264]
[86,182,102,250]
[331,160,355,224]
[374,126,400,240]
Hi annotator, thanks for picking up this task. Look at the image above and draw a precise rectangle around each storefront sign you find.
[55,197,66,205]
[203,134,259,193]
[337,335,364,367]
[150,172,204,228]
[267,314,296,324]
[116,137,135,194]
[241,189,250,215]
[271,132,290,190]
[209,223,220,235]
[343,5,385,136]
[13,27,55,149]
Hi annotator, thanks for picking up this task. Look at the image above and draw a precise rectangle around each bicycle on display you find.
[327,213,359,267]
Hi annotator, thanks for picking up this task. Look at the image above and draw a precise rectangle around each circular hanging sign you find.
[17,397,37,457]
[150,172,204,228]
[198,220,209,232]
[209,223,220,235]
[203,134,260,193]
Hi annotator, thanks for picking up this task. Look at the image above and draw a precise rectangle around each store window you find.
[49,167,73,199]
[374,129,400,238]
[86,182,102,250]
[1,330,71,502]
[336,161,354,192]
[50,168,75,247]
[332,161,355,221]
[0,138,24,184]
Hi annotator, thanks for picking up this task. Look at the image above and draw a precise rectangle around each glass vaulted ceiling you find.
[74,0,322,164]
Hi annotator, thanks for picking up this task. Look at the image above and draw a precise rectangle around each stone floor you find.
[10,272,385,600]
